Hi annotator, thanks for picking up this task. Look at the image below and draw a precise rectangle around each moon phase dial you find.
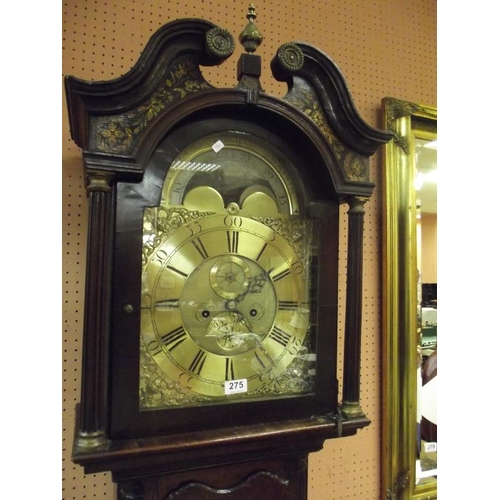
[162,131,301,216]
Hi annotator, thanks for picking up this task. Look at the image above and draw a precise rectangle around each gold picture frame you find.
[382,97,437,500]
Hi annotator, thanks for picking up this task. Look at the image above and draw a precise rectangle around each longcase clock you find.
[65,7,392,499]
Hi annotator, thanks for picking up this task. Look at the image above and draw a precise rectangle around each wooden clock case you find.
[65,14,392,500]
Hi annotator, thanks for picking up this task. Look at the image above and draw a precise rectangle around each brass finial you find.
[239,5,263,54]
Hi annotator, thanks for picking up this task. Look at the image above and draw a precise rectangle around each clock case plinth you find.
[65,18,391,499]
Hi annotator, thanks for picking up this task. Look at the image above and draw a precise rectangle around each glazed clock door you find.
[110,115,338,438]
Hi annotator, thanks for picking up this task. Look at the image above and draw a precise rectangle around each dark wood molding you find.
[272,42,393,156]
[73,414,369,477]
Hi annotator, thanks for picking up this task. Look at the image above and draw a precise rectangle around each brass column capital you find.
[86,171,114,194]
[346,195,368,214]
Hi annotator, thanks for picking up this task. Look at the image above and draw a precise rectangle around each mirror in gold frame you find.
[382,97,437,500]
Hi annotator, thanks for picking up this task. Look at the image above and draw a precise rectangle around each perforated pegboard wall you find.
[62,1,436,498]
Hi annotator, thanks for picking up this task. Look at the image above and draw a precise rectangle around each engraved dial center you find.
[179,252,277,356]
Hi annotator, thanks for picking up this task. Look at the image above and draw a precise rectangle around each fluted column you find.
[341,196,368,419]
[74,171,114,451]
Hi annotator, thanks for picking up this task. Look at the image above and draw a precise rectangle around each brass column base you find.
[73,430,108,453]
[341,401,366,419]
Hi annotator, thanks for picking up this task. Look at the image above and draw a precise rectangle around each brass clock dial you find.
[139,129,315,408]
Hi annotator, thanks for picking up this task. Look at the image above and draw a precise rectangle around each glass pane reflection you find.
[415,138,437,484]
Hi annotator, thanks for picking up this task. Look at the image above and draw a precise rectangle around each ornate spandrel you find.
[142,207,216,265]
[140,334,211,408]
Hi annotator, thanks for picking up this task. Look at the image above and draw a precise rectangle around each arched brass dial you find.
[140,129,313,405]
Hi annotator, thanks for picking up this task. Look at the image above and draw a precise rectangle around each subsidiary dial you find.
[210,256,250,299]
[206,312,251,350]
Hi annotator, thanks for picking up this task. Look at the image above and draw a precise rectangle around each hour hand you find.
[236,270,270,302]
